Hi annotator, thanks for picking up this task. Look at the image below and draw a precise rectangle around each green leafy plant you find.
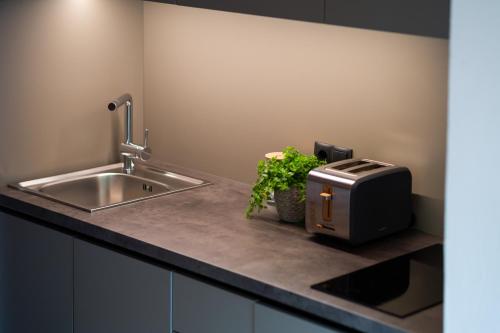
[245,146,324,218]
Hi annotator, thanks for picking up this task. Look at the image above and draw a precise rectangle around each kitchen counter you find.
[0,161,442,333]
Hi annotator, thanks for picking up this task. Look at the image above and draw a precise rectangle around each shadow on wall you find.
[412,195,444,236]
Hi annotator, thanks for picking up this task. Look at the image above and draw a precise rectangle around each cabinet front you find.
[0,211,73,333]
[172,273,255,333]
[255,303,350,333]
[74,239,171,333]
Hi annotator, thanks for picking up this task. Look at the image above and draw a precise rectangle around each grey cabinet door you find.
[0,211,73,333]
[176,0,324,23]
[255,303,349,333]
[172,273,254,333]
[74,239,171,333]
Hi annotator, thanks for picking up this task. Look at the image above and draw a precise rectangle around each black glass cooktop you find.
[311,244,443,318]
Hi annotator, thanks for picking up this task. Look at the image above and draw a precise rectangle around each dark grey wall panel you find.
[173,273,255,333]
[176,0,325,23]
[0,211,73,333]
[325,0,449,38]
[74,239,171,333]
[150,0,449,38]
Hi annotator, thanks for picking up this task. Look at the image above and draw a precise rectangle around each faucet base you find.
[122,153,134,174]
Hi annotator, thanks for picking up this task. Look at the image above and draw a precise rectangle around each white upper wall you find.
[445,0,500,331]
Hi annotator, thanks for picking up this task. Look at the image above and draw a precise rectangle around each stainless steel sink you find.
[10,163,210,212]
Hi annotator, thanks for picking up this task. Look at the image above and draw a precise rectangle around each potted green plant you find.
[245,146,324,223]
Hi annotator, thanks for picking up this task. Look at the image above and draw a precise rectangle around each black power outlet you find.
[314,141,353,163]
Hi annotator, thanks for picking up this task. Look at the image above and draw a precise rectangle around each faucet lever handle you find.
[143,128,150,149]
[139,128,152,161]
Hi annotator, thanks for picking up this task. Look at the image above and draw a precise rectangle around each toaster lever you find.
[320,193,332,200]
[320,189,334,222]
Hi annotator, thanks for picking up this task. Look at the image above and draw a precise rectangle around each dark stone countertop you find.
[0,160,442,333]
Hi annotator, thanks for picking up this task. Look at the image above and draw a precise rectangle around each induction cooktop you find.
[311,244,443,317]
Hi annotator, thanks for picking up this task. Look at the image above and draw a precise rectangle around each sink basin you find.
[10,163,210,212]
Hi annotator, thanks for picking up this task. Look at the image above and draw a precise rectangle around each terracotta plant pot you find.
[274,187,305,223]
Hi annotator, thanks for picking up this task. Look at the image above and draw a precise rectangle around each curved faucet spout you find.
[107,93,132,111]
[108,93,133,144]
[107,94,151,173]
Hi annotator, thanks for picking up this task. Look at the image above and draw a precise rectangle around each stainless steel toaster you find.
[305,158,412,245]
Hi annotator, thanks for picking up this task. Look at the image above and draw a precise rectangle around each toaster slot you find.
[329,160,370,171]
[348,163,386,174]
[321,185,334,222]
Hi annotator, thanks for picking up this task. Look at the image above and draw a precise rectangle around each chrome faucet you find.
[107,94,151,173]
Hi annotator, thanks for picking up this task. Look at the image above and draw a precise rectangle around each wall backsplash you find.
[144,2,449,235]
[0,0,144,187]
[0,0,448,236]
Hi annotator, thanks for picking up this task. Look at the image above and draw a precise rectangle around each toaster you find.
[305,158,412,245]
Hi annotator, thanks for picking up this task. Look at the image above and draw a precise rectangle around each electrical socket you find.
[314,141,353,163]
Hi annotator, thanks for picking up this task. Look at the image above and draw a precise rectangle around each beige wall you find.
[0,1,448,235]
[0,0,143,185]
[144,2,449,235]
